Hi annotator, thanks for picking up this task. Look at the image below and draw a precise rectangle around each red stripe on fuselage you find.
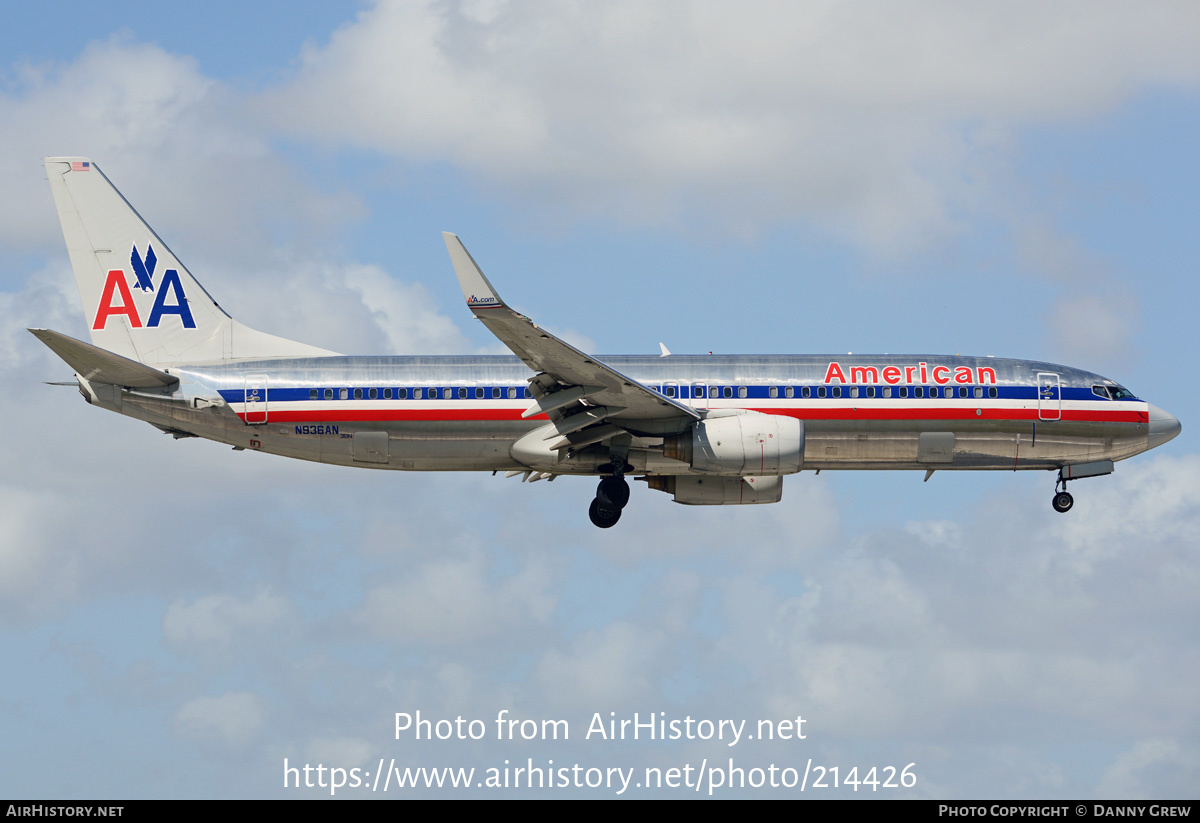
[236,406,1145,425]
[753,407,1145,423]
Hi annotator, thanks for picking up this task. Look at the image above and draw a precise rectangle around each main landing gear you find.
[589,466,631,529]
[1052,472,1074,513]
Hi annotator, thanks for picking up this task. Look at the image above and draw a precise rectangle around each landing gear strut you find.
[1052,472,1074,513]
[589,464,631,528]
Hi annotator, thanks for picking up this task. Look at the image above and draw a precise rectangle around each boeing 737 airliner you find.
[32,158,1181,527]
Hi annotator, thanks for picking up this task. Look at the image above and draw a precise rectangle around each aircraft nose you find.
[1147,404,1182,449]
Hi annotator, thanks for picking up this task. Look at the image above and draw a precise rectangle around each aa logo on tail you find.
[93,243,196,330]
[129,243,156,291]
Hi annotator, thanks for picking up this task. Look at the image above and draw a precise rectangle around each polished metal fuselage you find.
[83,352,1160,478]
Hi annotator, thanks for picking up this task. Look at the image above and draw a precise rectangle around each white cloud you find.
[533,622,666,711]
[1013,224,1143,367]
[0,37,261,250]
[210,257,474,355]
[1054,454,1200,577]
[729,455,1200,772]
[0,488,84,616]
[1099,738,1199,798]
[174,691,265,749]
[1045,293,1140,371]
[268,0,1200,252]
[163,588,298,657]
[358,548,558,644]
[342,261,474,354]
[305,734,376,767]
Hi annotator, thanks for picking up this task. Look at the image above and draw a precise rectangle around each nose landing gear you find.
[1052,472,1074,513]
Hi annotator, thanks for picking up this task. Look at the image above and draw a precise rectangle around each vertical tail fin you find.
[44,157,337,364]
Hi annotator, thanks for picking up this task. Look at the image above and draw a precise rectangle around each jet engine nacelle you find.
[644,475,783,505]
[663,412,804,475]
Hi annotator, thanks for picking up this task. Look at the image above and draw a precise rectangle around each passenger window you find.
[508,387,517,399]
[457,388,467,399]
[899,387,908,398]
[339,388,349,400]
[914,387,923,398]
[524,388,532,399]
[710,387,719,399]
[973,386,982,398]
[817,387,826,398]
[441,388,451,399]
[769,387,778,398]
[309,389,318,400]
[353,388,362,400]
[958,387,967,398]
[398,388,407,399]
[475,387,484,399]
[492,388,501,399]
[737,386,747,398]
[324,388,333,400]
[866,386,875,398]
[369,388,378,399]
[799,387,808,399]
[665,385,676,398]
[882,387,891,398]
[832,387,841,398]
[850,387,859,398]
[988,387,998,399]
[787,387,797,399]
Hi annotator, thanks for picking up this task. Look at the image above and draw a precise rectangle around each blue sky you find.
[1,1,1197,798]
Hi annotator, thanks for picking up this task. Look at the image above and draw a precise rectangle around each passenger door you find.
[1037,372,1061,421]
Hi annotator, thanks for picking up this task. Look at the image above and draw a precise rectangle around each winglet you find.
[442,233,506,310]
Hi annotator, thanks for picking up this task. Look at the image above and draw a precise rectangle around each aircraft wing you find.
[29,328,178,389]
[443,233,698,436]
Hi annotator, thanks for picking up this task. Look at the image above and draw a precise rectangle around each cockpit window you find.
[1109,384,1136,401]
[1092,385,1111,400]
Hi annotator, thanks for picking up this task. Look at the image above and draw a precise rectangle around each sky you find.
[1,0,1198,799]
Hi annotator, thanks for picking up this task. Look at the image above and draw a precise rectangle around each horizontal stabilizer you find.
[29,328,178,389]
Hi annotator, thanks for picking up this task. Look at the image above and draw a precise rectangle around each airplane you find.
[32,157,1181,528]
